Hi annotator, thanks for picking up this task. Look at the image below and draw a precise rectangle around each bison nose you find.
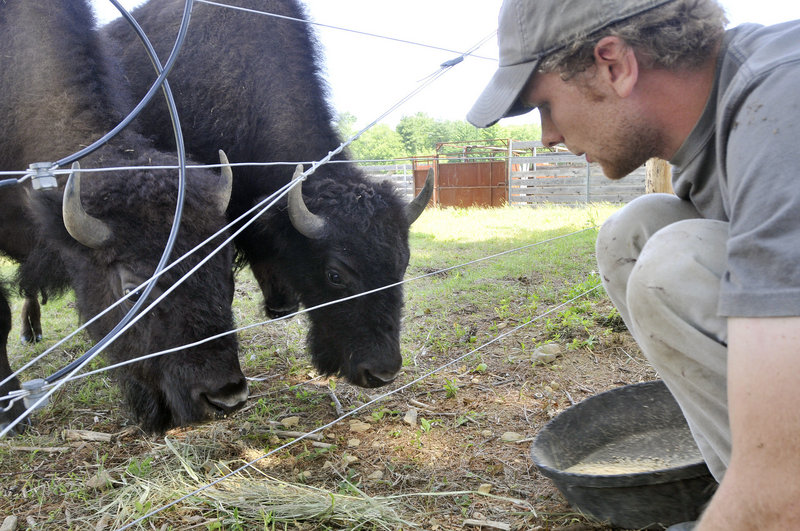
[204,378,249,415]
[353,364,399,388]
[265,302,299,319]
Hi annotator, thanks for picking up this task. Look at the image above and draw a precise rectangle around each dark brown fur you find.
[0,0,248,434]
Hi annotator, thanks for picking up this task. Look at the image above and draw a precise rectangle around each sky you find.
[93,1,800,130]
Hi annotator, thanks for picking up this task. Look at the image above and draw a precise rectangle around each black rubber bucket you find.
[530,380,717,529]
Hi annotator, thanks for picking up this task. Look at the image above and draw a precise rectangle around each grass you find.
[0,202,656,530]
[402,204,619,371]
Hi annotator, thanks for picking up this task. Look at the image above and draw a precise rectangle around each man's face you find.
[521,70,660,180]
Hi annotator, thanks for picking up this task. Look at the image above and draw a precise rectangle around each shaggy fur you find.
[103,0,426,387]
[0,0,248,433]
[0,284,27,434]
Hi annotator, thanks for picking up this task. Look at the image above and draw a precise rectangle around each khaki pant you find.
[596,193,731,481]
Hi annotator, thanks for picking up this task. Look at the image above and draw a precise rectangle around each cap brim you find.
[467,60,540,128]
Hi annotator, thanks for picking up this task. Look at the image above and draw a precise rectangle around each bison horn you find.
[216,150,233,215]
[62,162,113,249]
[405,167,434,224]
[287,164,327,239]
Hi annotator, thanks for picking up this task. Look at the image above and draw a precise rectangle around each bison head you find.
[248,166,432,388]
[42,151,248,432]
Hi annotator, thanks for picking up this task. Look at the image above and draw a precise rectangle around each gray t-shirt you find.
[670,21,800,318]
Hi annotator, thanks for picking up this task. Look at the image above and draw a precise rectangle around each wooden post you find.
[507,139,513,205]
[645,158,673,194]
[432,154,439,207]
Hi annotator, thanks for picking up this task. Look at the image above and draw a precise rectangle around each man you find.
[468,1,800,529]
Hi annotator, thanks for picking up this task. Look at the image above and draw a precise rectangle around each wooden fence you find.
[507,141,646,204]
[358,140,648,205]
[359,164,415,201]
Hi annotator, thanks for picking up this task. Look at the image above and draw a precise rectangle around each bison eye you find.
[123,285,144,302]
[326,270,344,287]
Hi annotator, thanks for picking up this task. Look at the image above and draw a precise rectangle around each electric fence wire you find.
[118,282,602,530]
[3,4,521,447]
[1,154,509,179]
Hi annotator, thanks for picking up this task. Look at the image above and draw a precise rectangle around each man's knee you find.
[627,219,728,339]
[596,194,699,275]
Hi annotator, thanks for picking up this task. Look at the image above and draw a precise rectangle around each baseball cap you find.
[467,0,676,128]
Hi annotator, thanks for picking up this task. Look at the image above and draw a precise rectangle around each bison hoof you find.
[21,333,43,344]
[0,417,30,436]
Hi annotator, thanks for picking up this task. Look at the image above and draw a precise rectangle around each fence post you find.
[645,158,673,194]
[585,159,591,203]
[507,140,513,205]
[403,163,411,200]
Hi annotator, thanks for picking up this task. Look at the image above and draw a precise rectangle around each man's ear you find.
[593,36,638,98]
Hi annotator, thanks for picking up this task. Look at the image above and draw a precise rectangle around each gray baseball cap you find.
[467,0,676,128]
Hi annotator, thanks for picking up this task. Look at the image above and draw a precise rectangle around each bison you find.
[103,0,433,389]
[0,0,248,434]
[0,285,25,432]
[0,197,44,344]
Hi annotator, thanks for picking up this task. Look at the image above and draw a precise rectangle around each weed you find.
[134,499,152,519]
[443,379,459,399]
[454,412,483,428]
[493,298,512,320]
[337,469,361,495]
[371,407,399,422]
[419,417,433,433]
[127,456,153,478]
[569,334,598,350]
[247,398,273,422]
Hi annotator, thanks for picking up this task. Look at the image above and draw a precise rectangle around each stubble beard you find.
[600,115,663,180]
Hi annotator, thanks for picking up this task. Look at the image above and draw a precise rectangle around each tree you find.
[346,124,407,162]
[396,113,437,156]
[335,111,543,162]
[335,111,358,141]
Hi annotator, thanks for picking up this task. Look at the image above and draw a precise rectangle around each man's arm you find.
[698,316,800,530]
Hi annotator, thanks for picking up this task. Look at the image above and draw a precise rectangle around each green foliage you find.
[419,417,433,433]
[127,456,153,478]
[396,112,437,156]
[371,407,400,422]
[336,111,542,161]
[337,469,361,495]
[134,499,152,518]
[347,124,407,161]
[566,271,604,300]
[443,379,458,399]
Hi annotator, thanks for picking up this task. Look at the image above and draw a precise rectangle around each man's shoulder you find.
[723,21,800,79]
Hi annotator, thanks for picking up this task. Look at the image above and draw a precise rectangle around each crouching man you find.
[467,0,800,529]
